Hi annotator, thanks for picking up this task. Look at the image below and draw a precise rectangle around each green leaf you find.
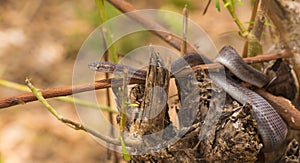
[127,102,139,107]
[120,136,131,161]
[216,0,221,12]
[224,1,232,8]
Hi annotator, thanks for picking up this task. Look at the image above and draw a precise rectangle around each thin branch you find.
[243,0,269,59]
[119,68,131,160]
[95,0,118,63]
[25,78,141,147]
[96,0,120,159]
[0,51,290,109]
[203,0,212,15]
[0,79,115,112]
[106,0,198,53]
[0,78,144,109]
[181,5,188,55]
[222,0,248,37]
[247,0,259,32]
[120,68,129,132]
[251,0,268,41]
[192,51,290,71]
[242,0,261,57]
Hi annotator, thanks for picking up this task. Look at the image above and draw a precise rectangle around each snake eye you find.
[96,63,101,69]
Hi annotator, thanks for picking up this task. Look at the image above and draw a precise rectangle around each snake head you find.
[88,61,116,73]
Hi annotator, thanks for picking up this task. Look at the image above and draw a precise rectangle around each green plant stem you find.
[120,69,129,132]
[25,78,138,147]
[223,0,248,37]
[95,1,119,160]
[25,78,63,120]
[95,0,118,63]
[120,135,131,161]
[118,69,131,160]
[247,0,259,33]
[243,0,266,69]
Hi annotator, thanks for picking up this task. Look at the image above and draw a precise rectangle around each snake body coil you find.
[211,46,287,152]
[88,46,288,152]
[209,72,287,152]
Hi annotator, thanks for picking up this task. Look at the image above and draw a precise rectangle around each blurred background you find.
[0,0,253,162]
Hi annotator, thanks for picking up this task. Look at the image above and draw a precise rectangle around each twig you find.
[0,79,115,112]
[0,78,144,109]
[120,68,129,132]
[25,78,140,147]
[106,0,198,53]
[119,68,131,161]
[203,0,212,15]
[181,5,188,55]
[95,0,118,63]
[243,0,269,60]
[222,0,248,37]
[95,0,119,159]
[246,0,259,32]
[192,51,290,71]
[26,78,63,120]
[120,135,130,161]
[0,52,291,109]
[251,0,268,40]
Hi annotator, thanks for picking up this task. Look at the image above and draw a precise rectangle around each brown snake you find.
[88,46,288,152]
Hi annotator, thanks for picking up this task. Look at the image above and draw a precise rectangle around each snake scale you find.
[88,46,288,152]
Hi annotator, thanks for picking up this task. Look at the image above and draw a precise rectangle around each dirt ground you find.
[0,0,253,162]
